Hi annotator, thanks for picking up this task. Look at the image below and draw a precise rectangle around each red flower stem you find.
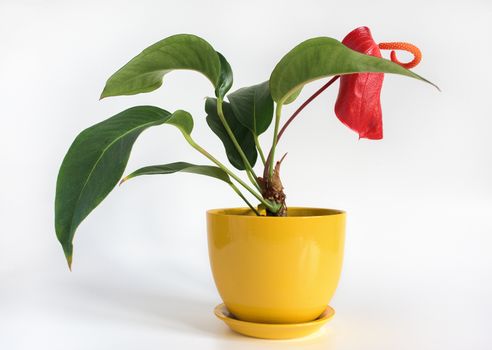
[263,75,340,179]
[277,76,340,142]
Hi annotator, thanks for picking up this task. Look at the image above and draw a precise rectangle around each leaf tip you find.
[65,252,73,271]
[99,83,113,100]
[426,80,441,92]
[62,243,73,271]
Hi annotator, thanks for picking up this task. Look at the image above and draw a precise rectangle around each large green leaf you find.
[205,98,257,170]
[270,37,439,104]
[55,107,193,268]
[100,34,222,99]
[121,162,231,184]
[227,81,273,135]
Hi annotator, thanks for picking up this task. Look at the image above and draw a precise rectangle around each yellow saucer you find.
[214,304,335,339]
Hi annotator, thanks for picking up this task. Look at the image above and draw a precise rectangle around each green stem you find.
[216,98,260,185]
[269,103,283,179]
[229,183,260,215]
[247,168,262,192]
[264,76,340,181]
[182,132,276,212]
[255,135,266,166]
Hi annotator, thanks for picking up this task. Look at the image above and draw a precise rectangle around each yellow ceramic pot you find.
[207,207,345,324]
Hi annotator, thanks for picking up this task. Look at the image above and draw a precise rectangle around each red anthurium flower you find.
[335,27,384,140]
[335,27,422,140]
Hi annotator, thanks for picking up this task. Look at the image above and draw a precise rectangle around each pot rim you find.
[207,207,345,219]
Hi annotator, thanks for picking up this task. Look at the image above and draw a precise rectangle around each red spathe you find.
[335,27,384,140]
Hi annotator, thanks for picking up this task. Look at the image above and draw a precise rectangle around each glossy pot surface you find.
[207,207,345,324]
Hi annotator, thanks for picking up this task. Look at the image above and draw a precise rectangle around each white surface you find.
[1,0,491,349]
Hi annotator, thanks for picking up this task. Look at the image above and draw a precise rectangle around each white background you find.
[1,0,491,349]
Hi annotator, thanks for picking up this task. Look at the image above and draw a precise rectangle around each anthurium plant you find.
[55,26,438,268]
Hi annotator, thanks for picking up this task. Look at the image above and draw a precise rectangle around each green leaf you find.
[166,109,194,135]
[100,34,221,99]
[205,98,257,170]
[227,81,274,135]
[215,51,233,99]
[55,107,193,268]
[283,86,303,105]
[121,162,231,184]
[270,37,439,104]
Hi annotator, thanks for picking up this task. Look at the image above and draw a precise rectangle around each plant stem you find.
[216,98,260,187]
[229,182,260,215]
[277,76,339,142]
[255,135,266,166]
[264,76,340,180]
[182,132,276,212]
[268,103,283,179]
[247,168,262,192]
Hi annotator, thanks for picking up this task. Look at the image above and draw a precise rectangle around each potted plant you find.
[55,26,437,339]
